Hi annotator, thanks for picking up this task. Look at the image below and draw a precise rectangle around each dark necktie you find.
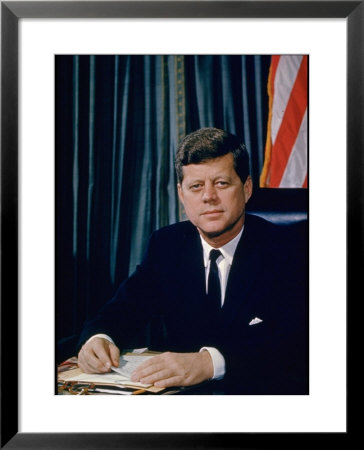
[208,249,222,310]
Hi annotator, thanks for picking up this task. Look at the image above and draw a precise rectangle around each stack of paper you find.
[58,352,164,393]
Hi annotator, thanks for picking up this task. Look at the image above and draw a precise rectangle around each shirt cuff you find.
[200,347,226,380]
[86,334,115,345]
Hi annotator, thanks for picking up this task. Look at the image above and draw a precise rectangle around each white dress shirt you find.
[89,226,244,381]
[200,227,243,306]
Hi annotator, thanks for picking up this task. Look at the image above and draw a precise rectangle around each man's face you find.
[177,153,252,246]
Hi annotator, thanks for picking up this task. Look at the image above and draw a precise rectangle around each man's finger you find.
[108,343,120,367]
[82,346,110,372]
[77,337,118,373]
[132,351,213,387]
[78,350,103,373]
[154,376,183,388]
[77,351,93,373]
[131,357,165,381]
[134,367,173,385]
[91,339,113,369]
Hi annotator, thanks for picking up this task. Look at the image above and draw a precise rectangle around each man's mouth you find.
[201,210,223,216]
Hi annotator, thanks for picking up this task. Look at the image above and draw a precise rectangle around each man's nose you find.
[202,184,218,202]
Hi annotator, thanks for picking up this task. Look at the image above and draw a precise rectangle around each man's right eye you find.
[190,184,202,191]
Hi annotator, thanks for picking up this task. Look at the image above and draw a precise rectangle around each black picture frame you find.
[1,1,358,448]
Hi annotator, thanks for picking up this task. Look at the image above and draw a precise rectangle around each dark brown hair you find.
[175,127,250,184]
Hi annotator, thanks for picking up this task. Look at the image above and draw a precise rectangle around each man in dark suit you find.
[77,127,308,394]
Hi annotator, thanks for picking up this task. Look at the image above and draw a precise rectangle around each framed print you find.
[1,0,359,448]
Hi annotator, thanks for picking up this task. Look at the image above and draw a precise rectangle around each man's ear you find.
[177,183,184,204]
[243,176,253,203]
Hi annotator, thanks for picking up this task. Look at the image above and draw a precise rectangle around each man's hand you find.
[130,351,214,388]
[78,337,120,374]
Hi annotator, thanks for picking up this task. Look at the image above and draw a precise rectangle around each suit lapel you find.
[222,215,267,324]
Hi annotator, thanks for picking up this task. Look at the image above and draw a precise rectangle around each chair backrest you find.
[246,188,308,226]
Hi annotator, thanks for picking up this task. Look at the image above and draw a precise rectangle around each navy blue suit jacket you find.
[79,213,308,394]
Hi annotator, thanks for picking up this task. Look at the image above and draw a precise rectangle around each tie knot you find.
[209,249,222,263]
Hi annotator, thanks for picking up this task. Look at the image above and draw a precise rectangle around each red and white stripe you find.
[260,55,308,188]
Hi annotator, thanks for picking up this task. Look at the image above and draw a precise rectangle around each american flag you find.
[260,55,308,188]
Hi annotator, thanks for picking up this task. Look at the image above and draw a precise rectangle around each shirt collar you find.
[200,226,244,268]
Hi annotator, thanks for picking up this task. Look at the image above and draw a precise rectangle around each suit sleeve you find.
[77,231,163,351]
